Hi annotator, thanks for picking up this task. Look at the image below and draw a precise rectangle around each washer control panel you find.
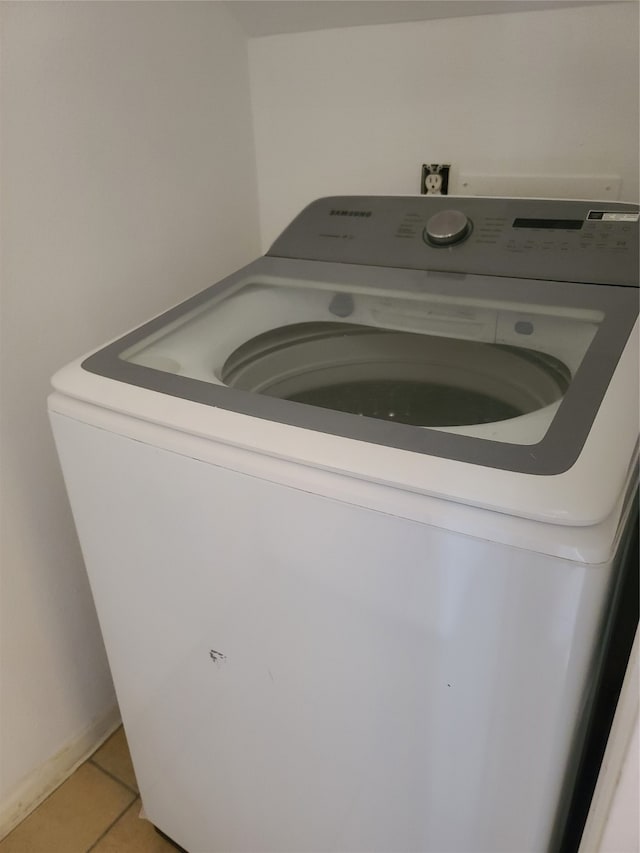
[268,196,639,286]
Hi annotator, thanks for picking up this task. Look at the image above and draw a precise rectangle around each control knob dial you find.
[424,209,471,246]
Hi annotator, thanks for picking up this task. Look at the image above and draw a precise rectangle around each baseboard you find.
[0,704,121,841]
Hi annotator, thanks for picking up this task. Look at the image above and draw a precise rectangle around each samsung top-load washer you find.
[49,197,639,853]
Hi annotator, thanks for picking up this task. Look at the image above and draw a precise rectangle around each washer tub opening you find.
[220,322,571,428]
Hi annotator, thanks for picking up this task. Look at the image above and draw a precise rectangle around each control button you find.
[424,210,471,246]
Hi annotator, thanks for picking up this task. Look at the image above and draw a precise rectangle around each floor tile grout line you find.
[88,758,139,796]
[85,796,140,853]
[0,758,136,848]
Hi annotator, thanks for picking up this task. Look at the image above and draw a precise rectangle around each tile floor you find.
[0,727,179,853]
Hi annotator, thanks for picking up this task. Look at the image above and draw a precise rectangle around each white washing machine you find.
[49,197,639,853]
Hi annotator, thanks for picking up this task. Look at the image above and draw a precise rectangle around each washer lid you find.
[79,255,639,476]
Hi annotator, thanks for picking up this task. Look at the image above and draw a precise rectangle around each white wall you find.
[0,0,259,833]
[599,716,639,852]
[249,2,640,247]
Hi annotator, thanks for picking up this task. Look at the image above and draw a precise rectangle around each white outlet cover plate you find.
[457,174,622,201]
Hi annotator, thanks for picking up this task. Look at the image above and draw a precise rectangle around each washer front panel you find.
[81,256,638,475]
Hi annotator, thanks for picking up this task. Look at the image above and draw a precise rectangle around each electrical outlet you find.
[421,164,450,195]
